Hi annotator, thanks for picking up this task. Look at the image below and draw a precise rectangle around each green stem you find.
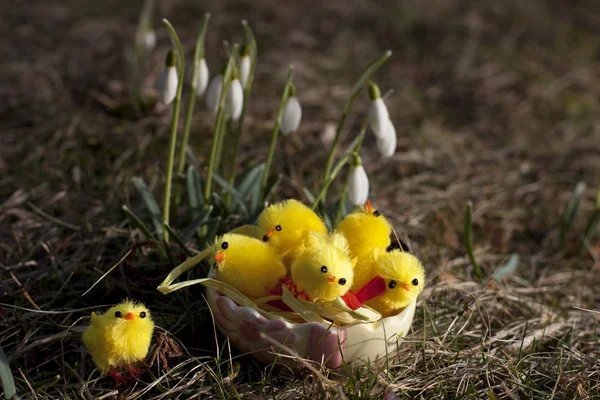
[174,13,211,209]
[320,50,392,206]
[161,19,186,243]
[260,67,294,200]
[204,45,240,207]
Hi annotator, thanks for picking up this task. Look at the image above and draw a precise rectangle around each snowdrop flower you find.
[226,69,243,120]
[194,58,209,97]
[136,27,156,52]
[239,44,251,88]
[376,119,397,158]
[158,50,178,105]
[280,84,302,135]
[205,73,223,113]
[347,154,369,207]
[368,81,390,139]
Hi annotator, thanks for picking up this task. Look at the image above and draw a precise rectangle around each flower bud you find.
[376,119,397,158]
[368,81,390,139]
[194,58,209,97]
[205,74,223,113]
[347,155,369,207]
[137,28,156,52]
[239,44,251,88]
[226,77,244,120]
[158,50,178,105]
[280,85,302,135]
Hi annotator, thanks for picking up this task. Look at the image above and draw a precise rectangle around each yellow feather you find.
[336,202,392,261]
[213,233,287,298]
[83,300,154,372]
[291,232,354,302]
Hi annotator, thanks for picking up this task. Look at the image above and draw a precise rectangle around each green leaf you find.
[580,201,600,255]
[0,344,16,400]
[182,206,213,242]
[238,163,265,201]
[350,50,392,97]
[561,181,586,248]
[212,173,248,215]
[187,165,203,217]
[464,202,483,279]
[205,216,222,243]
[303,187,316,205]
[122,205,155,240]
[492,254,519,282]
[132,177,163,238]
[262,174,283,205]
[164,224,193,256]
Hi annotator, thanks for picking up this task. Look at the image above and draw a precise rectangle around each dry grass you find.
[1,0,600,398]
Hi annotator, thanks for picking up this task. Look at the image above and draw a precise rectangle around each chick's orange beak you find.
[327,276,336,283]
[365,200,373,214]
[262,230,273,242]
[400,283,410,291]
[214,253,224,262]
[126,312,134,320]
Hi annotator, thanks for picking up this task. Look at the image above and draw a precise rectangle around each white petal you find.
[137,30,156,52]
[158,66,178,105]
[368,98,390,139]
[239,55,251,88]
[347,165,369,207]
[226,79,244,120]
[195,58,209,97]
[280,96,302,135]
[205,74,223,113]
[376,119,397,158]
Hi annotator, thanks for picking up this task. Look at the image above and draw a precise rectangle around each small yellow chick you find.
[336,200,392,262]
[213,233,287,298]
[290,231,355,303]
[364,250,425,316]
[257,199,327,262]
[83,300,154,378]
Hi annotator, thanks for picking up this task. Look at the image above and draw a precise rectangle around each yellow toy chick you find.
[213,233,287,299]
[290,231,355,303]
[336,200,392,262]
[83,300,154,380]
[257,199,327,262]
[364,250,425,317]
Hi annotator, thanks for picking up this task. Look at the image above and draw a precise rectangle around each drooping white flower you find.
[347,156,369,207]
[376,119,397,158]
[137,28,156,52]
[158,50,178,105]
[194,58,209,97]
[226,78,244,120]
[280,85,302,135]
[205,74,223,113]
[368,81,390,139]
[239,44,251,88]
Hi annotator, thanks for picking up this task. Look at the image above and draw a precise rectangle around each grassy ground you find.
[2,0,600,398]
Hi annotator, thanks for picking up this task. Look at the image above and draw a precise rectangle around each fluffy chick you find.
[213,233,287,298]
[257,199,327,261]
[336,200,392,262]
[83,300,154,376]
[364,250,425,316]
[291,231,355,302]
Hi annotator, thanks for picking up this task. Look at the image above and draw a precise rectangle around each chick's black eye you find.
[275,225,282,231]
[115,311,122,318]
[221,241,229,250]
[412,278,419,286]
[320,266,328,273]
[140,311,146,318]
[373,210,381,217]
[388,280,397,289]
[338,278,347,286]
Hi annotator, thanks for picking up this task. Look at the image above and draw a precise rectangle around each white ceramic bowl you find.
[205,281,416,369]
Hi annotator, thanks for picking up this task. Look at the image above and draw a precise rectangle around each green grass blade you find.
[560,181,586,248]
[212,173,248,215]
[238,163,265,201]
[464,202,483,279]
[350,50,392,97]
[0,344,16,400]
[187,165,204,217]
[262,174,283,204]
[492,253,519,282]
[205,216,222,243]
[132,177,163,238]
[182,206,213,242]
[579,188,600,255]
[164,224,193,256]
[303,187,316,205]
[122,205,155,240]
